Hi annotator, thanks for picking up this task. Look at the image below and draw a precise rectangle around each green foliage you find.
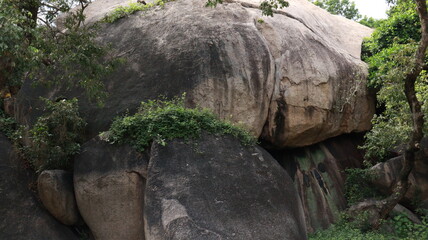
[309,213,428,240]
[0,0,36,88]
[361,0,428,161]
[0,0,118,105]
[392,214,428,239]
[358,16,383,28]
[24,98,86,172]
[206,0,223,8]
[311,0,361,20]
[344,168,380,205]
[105,95,256,152]
[102,0,172,23]
[206,0,289,17]
[260,0,289,17]
[0,106,17,139]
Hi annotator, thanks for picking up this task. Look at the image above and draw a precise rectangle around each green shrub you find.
[309,213,428,240]
[345,168,381,205]
[24,98,86,172]
[104,94,256,152]
[0,106,17,139]
[102,0,172,23]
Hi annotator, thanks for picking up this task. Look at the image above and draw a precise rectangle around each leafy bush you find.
[309,213,428,240]
[392,214,428,240]
[360,0,428,162]
[24,98,86,172]
[102,0,172,23]
[105,95,256,152]
[0,106,17,139]
[344,168,381,205]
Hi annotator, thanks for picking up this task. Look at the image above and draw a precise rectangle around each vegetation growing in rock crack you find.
[22,98,86,172]
[102,0,174,23]
[104,94,256,152]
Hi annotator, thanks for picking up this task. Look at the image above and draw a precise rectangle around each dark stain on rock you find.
[274,97,287,140]
[312,170,328,195]
[303,173,311,188]
[317,162,326,173]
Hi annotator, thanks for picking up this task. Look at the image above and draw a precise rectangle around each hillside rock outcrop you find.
[0,135,79,240]
[15,0,375,147]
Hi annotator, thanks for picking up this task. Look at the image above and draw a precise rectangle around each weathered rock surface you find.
[15,0,374,147]
[370,144,428,209]
[37,170,81,226]
[145,133,307,239]
[74,137,148,240]
[0,134,79,240]
[270,133,365,232]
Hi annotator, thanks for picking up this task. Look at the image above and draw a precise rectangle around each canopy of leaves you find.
[361,0,428,161]
[0,0,119,104]
[105,95,256,153]
[311,0,361,20]
[24,98,86,172]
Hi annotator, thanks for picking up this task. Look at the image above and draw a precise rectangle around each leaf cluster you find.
[260,0,289,17]
[0,1,37,88]
[102,0,173,23]
[361,1,427,161]
[311,0,361,20]
[0,0,119,105]
[344,168,382,205]
[309,212,428,240]
[23,98,86,172]
[105,95,256,152]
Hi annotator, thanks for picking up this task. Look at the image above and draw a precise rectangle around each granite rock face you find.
[15,0,374,147]
[73,137,148,240]
[144,133,307,239]
[37,170,81,226]
[270,134,366,232]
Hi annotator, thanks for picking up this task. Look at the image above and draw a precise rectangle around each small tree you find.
[359,0,428,228]
[0,0,117,104]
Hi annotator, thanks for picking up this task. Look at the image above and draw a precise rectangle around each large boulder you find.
[145,133,307,239]
[74,137,148,240]
[0,134,79,240]
[37,170,81,226]
[370,148,428,209]
[15,0,374,147]
[270,133,365,232]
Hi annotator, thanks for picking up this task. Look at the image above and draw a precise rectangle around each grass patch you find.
[104,94,256,152]
[102,0,172,23]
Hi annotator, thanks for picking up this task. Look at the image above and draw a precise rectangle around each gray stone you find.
[271,133,365,232]
[74,137,148,240]
[37,170,81,226]
[0,134,79,240]
[370,152,428,209]
[145,133,307,239]
[15,0,375,147]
